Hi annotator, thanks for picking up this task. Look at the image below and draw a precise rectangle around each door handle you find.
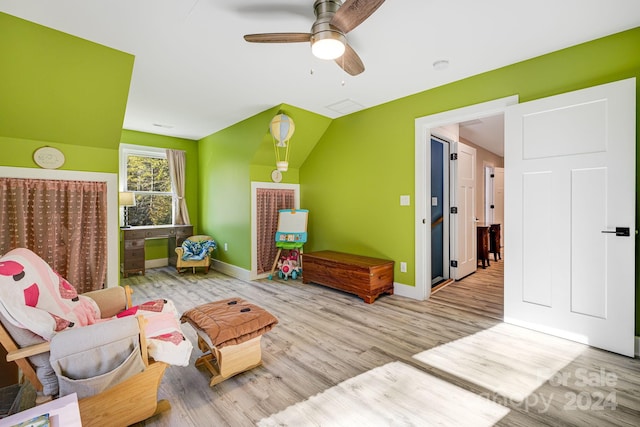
[601,227,630,237]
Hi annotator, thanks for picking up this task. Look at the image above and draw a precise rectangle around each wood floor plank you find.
[124,263,640,426]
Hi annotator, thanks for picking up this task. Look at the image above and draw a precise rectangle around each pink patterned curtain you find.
[256,188,295,275]
[0,178,108,293]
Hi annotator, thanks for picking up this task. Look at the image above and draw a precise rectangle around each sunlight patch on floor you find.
[258,361,509,426]
[413,323,586,402]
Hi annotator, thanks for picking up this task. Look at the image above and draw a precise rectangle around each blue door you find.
[431,138,445,285]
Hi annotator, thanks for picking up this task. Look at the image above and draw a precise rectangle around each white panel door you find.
[493,167,504,235]
[485,166,505,235]
[504,78,636,357]
[485,167,494,224]
[451,141,477,280]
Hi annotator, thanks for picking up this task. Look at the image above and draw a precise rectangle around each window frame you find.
[119,144,175,227]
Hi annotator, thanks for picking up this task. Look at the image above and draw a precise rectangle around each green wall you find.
[120,130,200,260]
[0,13,199,264]
[0,12,134,149]
[198,108,279,269]
[198,105,330,269]
[299,27,640,332]
[0,12,133,173]
[0,136,118,172]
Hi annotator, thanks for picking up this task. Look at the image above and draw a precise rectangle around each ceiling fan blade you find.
[244,33,312,43]
[335,43,364,76]
[331,0,386,34]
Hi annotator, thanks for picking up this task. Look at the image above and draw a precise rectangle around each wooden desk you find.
[302,251,394,303]
[121,225,193,277]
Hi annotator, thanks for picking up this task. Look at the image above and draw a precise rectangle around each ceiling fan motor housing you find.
[311,0,346,59]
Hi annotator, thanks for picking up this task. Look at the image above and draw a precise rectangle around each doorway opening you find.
[413,95,517,302]
[416,80,635,356]
[430,119,505,294]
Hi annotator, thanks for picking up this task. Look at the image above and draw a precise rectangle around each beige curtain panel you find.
[166,149,191,225]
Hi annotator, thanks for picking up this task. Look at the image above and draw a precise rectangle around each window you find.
[120,145,173,226]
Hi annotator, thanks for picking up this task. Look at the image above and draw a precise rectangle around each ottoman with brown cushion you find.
[180,298,278,386]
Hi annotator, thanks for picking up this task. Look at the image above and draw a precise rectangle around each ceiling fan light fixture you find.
[311,30,346,60]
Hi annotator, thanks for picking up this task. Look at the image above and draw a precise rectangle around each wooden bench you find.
[302,251,394,303]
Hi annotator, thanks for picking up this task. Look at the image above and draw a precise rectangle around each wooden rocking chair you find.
[0,286,170,427]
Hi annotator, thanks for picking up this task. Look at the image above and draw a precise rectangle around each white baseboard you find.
[253,272,271,280]
[211,259,251,281]
[393,282,426,301]
[146,258,168,269]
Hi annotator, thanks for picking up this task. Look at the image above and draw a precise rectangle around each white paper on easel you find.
[277,209,308,233]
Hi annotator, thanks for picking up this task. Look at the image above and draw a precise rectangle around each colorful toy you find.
[268,209,308,280]
[276,250,301,280]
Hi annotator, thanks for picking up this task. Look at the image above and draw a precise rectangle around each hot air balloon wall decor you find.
[270,113,295,172]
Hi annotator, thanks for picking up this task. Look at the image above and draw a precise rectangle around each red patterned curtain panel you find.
[256,188,295,275]
[0,178,108,293]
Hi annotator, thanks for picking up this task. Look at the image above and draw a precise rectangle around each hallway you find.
[430,255,504,320]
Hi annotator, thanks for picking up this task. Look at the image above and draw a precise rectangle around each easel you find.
[268,209,308,279]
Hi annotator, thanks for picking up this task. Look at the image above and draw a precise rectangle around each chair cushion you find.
[180,298,278,348]
[180,238,216,261]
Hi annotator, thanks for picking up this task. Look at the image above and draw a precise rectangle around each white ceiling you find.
[2,0,639,153]
[460,115,505,157]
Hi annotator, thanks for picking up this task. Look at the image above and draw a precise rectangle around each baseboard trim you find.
[146,258,168,269]
[212,259,251,281]
[393,282,426,301]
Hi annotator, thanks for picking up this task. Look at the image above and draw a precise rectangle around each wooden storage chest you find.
[302,250,394,303]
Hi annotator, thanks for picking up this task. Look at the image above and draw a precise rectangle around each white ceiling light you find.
[311,29,346,60]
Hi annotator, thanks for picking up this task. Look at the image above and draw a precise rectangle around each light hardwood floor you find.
[431,255,504,321]
[125,260,639,426]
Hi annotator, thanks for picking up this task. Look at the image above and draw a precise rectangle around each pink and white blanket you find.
[0,248,191,366]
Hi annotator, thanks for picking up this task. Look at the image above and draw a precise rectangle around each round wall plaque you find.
[271,169,283,183]
[33,146,65,169]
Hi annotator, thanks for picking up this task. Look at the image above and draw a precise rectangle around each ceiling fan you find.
[243,0,386,76]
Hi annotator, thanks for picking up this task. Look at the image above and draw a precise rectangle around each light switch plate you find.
[400,195,410,206]
[432,197,438,206]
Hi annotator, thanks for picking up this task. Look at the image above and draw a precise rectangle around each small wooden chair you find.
[175,235,215,274]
